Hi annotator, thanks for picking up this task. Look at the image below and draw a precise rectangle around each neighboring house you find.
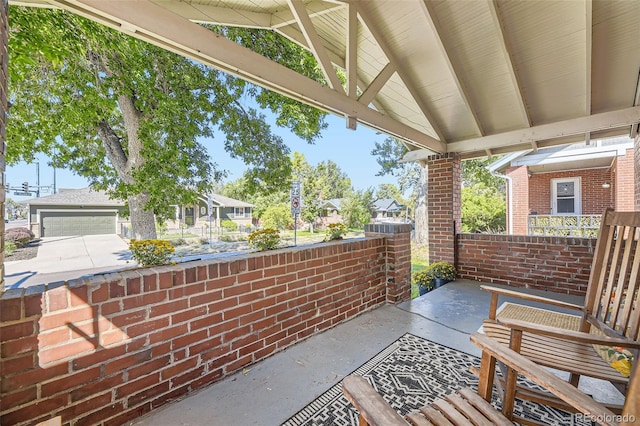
[170,193,254,230]
[489,136,635,236]
[317,198,343,227]
[27,187,126,238]
[316,198,407,226]
[371,198,406,223]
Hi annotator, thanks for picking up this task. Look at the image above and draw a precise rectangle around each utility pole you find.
[36,162,40,197]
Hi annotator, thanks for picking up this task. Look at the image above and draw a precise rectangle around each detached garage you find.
[27,188,126,238]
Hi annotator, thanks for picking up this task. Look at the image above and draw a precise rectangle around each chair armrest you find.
[481,285,584,312]
[497,318,640,350]
[342,376,407,426]
[471,333,618,425]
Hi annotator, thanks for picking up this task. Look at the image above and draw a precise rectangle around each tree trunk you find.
[96,91,158,240]
[413,162,428,246]
[129,192,157,239]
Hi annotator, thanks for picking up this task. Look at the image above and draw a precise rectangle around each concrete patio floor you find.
[132,279,624,426]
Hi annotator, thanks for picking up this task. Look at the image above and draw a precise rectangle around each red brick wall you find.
[457,233,595,295]
[614,148,635,211]
[0,228,410,425]
[507,166,529,235]
[507,149,637,235]
[365,223,412,303]
[636,134,640,210]
[427,153,461,264]
[527,169,614,216]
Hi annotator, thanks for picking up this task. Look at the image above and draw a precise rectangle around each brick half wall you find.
[0,230,410,425]
[457,233,595,296]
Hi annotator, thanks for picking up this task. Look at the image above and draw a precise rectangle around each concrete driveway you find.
[5,234,135,290]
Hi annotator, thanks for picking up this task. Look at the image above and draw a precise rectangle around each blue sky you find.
[5,113,398,202]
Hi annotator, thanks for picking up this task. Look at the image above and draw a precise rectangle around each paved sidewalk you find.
[4,235,134,289]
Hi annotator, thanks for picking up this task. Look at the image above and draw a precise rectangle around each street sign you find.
[291,180,300,197]
[291,181,301,215]
[291,195,301,214]
[14,191,32,196]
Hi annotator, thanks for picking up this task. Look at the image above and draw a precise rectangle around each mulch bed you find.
[5,239,40,261]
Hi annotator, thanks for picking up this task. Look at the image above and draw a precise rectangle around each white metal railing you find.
[527,214,601,237]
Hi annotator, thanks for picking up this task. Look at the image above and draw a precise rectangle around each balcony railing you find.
[528,214,601,237]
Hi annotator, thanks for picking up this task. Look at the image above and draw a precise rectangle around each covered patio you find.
[131,280,622,425]
[1,1,639,425]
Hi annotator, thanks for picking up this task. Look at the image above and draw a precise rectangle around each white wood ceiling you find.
[13,0,640,159]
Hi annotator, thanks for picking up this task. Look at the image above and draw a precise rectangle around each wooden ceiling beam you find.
[346,2,357,99]
[487,0,531,128]
[272,1,343,29]
[448,107,640,153]
[420,0,484,136]
[50,0,444,151]
[356,3,447,142]
[149,1,272,28]
[287,0,343,92]
[358,63,396,106]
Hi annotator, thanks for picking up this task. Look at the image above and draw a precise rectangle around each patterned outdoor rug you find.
[282,333,587,426]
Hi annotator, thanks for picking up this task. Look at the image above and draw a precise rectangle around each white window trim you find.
[551,177,581,215]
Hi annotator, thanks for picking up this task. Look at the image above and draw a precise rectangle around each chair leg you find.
[478,351,497,402]
[568,373,580,387]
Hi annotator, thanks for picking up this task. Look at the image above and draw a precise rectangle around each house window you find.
[551,177,581,214]
[234,207,246,218]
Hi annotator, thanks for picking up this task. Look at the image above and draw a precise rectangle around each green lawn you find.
[411,243,429,299]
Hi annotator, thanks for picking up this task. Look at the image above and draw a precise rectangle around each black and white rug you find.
[282,333,588,426]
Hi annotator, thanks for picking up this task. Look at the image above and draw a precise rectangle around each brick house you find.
[489,137,635,235]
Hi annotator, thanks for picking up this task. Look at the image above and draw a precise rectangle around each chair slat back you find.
[585,209,640,340]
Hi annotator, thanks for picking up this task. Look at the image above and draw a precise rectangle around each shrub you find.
[129,239,175,266]
[247,228,280,251]
[5,227,35,247]
[170,238,187,246]
[221,219,238,232]
[412,269,434,290]
[324,223,346,242]
[4,241,17,255]
[426,261,457,280]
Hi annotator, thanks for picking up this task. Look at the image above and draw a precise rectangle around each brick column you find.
[426,153,461,264]
[635,133,640,211]
[507,166,530,235]
[364,223,412,304]
[615,148,635,211]
[0,0,7,293]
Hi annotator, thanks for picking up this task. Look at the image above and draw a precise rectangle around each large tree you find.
[8,7,326,239]
[371,137,427,244]
[291,153,352,231]
[373,137,507,239]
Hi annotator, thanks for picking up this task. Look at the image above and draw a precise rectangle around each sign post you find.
[291,180,301,246]
[207,196,213,245]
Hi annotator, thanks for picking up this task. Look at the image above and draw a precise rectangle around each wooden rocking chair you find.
[481,209,640,408]
[342,332,640,425]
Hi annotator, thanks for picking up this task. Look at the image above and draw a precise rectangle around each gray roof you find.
[27,187,124,207]
[372,199,402,212]
[322,198,343,210]
[207,193,254,208]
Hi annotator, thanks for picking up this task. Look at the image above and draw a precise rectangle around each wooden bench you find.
[342,332,638,425]
[482,208,640,407]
